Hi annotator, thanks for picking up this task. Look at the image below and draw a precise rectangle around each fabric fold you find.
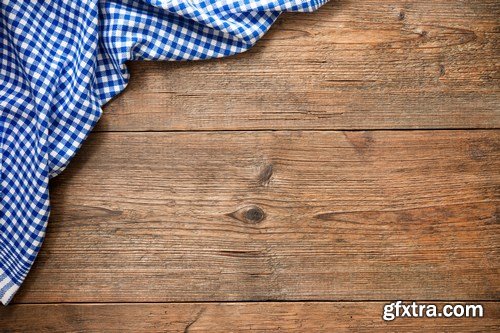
[0,0,327,304]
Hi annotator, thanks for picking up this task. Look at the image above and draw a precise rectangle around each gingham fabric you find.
[0,0,327,305]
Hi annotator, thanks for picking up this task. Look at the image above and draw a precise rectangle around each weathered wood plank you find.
[1,302,498,332]
[13,130,499,303]
[97,0,500,131]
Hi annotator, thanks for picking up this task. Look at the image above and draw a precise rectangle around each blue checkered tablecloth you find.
[0,0,326,304]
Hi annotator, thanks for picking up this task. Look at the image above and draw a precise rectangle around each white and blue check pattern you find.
[0,0,327,305]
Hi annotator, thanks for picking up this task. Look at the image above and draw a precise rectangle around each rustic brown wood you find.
[2,2,498,330]
[1,302,498,332]
[97,0,500,131]
[11,130,499,303]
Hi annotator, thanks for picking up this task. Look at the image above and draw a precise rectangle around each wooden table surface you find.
[1,0,499,331]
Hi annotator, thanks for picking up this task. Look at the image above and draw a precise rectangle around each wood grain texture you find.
[12,130,499,303]
[97,0,500,131]
[1,302,498,332]
[3,2,498,330]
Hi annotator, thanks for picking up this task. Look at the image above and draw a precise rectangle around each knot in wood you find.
[245,206,265,223]
[258,163,273,186]
[227,205,266,224]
